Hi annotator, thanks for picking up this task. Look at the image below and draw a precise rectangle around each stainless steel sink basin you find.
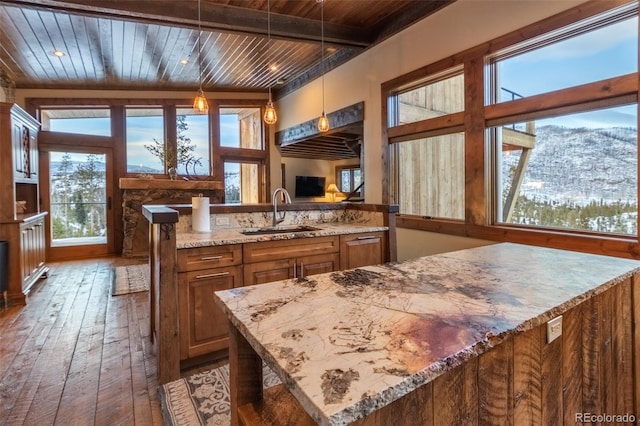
[240,225,322,235]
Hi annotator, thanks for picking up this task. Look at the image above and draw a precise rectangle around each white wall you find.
[397,229,495,261]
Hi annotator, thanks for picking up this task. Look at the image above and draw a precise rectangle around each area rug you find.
[159,362,281,426]
[111,263,149,296]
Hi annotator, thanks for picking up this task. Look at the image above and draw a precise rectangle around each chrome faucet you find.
[272,187,292,226]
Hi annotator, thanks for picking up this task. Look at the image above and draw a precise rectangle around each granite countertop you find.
[176,223,388,249]
[214,243,640,426]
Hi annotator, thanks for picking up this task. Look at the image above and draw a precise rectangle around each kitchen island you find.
[214,243,640,425]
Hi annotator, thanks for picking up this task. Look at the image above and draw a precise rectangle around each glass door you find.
[40,146,114,260]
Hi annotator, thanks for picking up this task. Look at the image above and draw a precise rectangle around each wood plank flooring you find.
[0,257,164,425]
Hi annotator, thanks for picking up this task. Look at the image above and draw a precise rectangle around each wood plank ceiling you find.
[0,0,455,160]
[0,0,455,95]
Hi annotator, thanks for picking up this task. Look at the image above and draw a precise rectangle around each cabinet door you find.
[20,224,31,285]
[243,258,296,286]
[340,232,385,270]
[12,123,25,177]
[34,218,45,269]
[298,253,340,278]
[178,265,243,359]
[28,130,38,178]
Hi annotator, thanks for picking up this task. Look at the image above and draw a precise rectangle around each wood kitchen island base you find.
[218,244,640,426]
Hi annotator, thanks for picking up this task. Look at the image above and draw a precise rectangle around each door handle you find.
[107,197,112,210]
[195,271,230,279]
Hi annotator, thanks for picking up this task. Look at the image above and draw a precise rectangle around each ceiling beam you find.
[0,0,372,48]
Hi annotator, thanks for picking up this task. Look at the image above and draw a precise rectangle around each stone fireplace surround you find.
[119,178,223,257]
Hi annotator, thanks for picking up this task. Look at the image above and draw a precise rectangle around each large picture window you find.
[495,105,637,235]
[384,1,639,255]
[488,3,638,237]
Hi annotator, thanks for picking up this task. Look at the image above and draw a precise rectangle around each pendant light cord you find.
[267,0,272,98]
[198,0,202,90]
[320,0,325,114]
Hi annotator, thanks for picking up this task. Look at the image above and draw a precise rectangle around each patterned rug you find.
[159,362,281,426]
[111,263,149,296]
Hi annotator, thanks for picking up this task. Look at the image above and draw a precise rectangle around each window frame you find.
[381,0,639,258]
[29,97,271,204]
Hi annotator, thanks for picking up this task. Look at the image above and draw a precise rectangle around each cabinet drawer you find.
[178,244,242,272]
[340,232,386,270]
[243,236,339,264]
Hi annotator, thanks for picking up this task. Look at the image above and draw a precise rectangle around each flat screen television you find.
[295,176,326,197]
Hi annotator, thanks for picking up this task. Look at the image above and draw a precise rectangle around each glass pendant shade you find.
[193,88,208,114]
[318,112,330,132]
[264,99,277,125]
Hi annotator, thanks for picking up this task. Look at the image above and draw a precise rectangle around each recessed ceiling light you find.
[53,50,65,57]
[180,59,188,65]
[269,63,278,72]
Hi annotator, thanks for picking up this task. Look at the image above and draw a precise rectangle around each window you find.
[387,66,465,220]
[224,161,261,204]
[389,68,464,127]
[336,165,362,195]
[383,1,639,254]
[176,107,210,176]
[488,3,638,237]
[392,133,465,219]
[490,10,637,104]
[495,106,637,235]
[40,108,111,136]
[126,107,164,173]
[220,107,263,149]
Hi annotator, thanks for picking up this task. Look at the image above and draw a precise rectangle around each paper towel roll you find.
[192,196,211,233]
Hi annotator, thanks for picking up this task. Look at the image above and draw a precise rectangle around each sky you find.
[500,15,637,129]
[49,111,241,173]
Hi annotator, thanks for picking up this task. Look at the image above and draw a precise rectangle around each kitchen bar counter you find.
[177,223,388,249]
[215,243,640,425]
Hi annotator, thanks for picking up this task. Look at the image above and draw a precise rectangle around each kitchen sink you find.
[240,225,322,235]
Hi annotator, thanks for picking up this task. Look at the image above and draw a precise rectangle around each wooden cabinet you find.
[177,244,242,360]
[243,236,340,286]
[12,113,38,181]
[340,232,386,270]
[175,232,388,363]
[0,103,47,306]
[20,216,46,292]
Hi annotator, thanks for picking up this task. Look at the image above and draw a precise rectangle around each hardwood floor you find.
[0,257,164,425]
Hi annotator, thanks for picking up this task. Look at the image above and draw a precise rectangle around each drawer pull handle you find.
[195,272,230,279]
[356,236,377,240]
[200,255,223,261]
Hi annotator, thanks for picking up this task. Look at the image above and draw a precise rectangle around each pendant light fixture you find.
[193,0,208,114]
[317,0,329,133]
[263,0,277,125]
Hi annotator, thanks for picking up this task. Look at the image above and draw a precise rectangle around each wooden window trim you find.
[383,0,640,259]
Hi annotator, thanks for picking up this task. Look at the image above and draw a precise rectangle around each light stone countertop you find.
[176,223,388,249]
[214,242,640,425]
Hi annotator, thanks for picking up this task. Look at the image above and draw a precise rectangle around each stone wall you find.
[122,187,222,257]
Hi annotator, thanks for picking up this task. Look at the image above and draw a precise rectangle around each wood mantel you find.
[119,178,223,190]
